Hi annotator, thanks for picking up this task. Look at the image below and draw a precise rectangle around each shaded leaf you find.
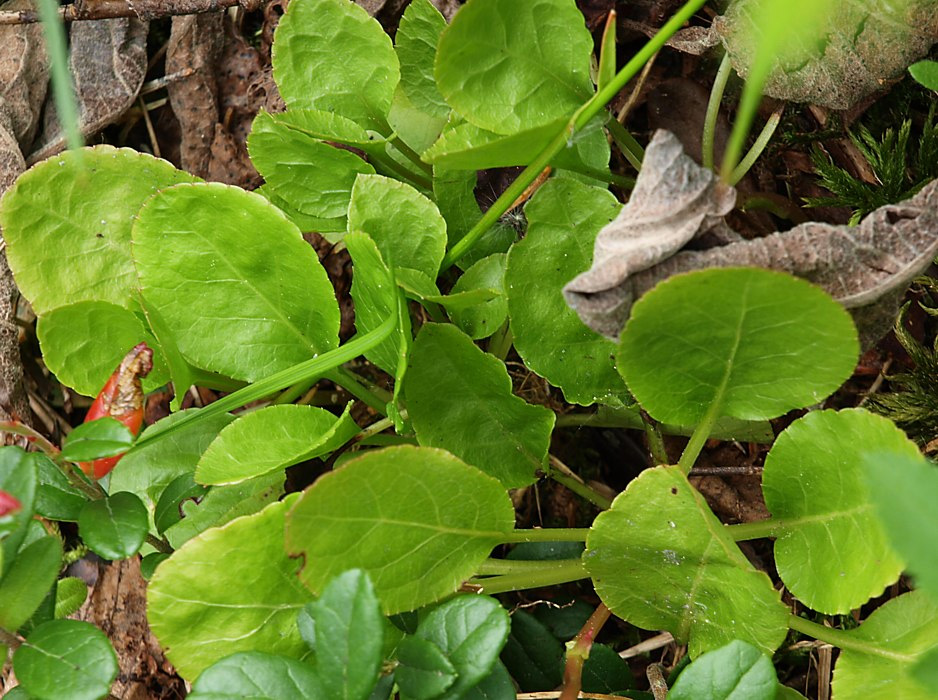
[397,636,457,700]
[188,652,325,700]
[669,639,777,700]
[0,535,62,631]
[54,577,88,620]
[78,492,149,560]
[34,454,86,522]
[499,609,563,691]
[447,254,506,340]
[153,473,208,535]
[580,643,634,695]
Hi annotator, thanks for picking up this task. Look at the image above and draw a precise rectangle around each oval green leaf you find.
[434,0,593,134]
[54,577,89,620]
[909,60,938,91]
[405,323,554,488]
[397,635,457,700]
[133,182,340,382]
[585,466,789,657]
[188,651,325,700]
[669,639,778,700]
[148,497,312,680]
[61,417,134,462]
[0,146,197,314]
[396,0,449,119]
[0,535,63,631]
[617,268,859,425]
[35,454,86,522]
[14,619,118,700]
[447,253,507,340]
[284,445,514,615]
[763,409,914,614]
[78,491,149,560]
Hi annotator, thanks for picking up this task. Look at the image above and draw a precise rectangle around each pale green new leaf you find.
[447,254,507,340]
[668,640,778,700]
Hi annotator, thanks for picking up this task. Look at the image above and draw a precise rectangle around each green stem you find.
[469,558,588,595]
[787,615,913,662]
[145,533,173,554]
[273,377,320,405]
[725,518,784,541]
[325,366,391,415]
[549,470,613,510]
[390,135,433,177]
[370,149,432,190]
[38,0,81,151]
[728,104,784,186]
[421,299,447,324]
[355,416,395,443]
[475,557,581,576]
[606,117,644,171]
[702,52,733,171]
[641,411,669,467]
[677,392,727,474]
[486,320,513,361]
[501,528,589,544]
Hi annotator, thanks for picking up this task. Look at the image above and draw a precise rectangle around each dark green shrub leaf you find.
[0,536,63,631]
[189,652,325,700]
[148,497,312,679]
[153,473,208,535]
[617,268,858,425]
[54,577,88,619]
[507,177,626,406]
[580,643,634,695]
[133,183,340,382]
[763,409,914,613]
[397,635,457,699]
[61,417,134,462]
[0,447,39,564]
[500,609,563,691]
[435,0,593,134]
[0,146,197,315]
[405,323,554,488]
[196,404,357,486]
[447,254,507,340]
[140,552,169,580]
[396,0,449,119]
[669,639,777,700]
[285,445,514,614]
[78,491,148,560]
[460,661,514,699]
[585,466,789,657]
[14,620,118,700]
[272,0,399,131]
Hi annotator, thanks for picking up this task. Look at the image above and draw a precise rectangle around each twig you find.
[619,631,675,659]
[646,663,669,700]
[0,0,268,25]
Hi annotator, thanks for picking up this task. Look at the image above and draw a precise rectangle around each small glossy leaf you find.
[763,409,914,614]
[78,491,148,560]
[405,323,554,488]
[285,445,514,615]
[669,640,777,700]
[14,620,118,700]
[188,652,325,700]
[133,182,340,382]
[448,254,507,340]
[832,591,938,699]
[461,660,514,699]
[140,552,169,580]
[61,417,134,462]
[154,473,209,535]
[617,268,859,425]
[0,447,39,565]
[0,146,197,315]
[500,609,563,691]
[0,536,63,631]
[864,450,938,603]
[54,577,88,619]
[396,0,449,119]
[37,301,169,396]
[310,569,383,700]
[272,0,399,131]
[348,174,447,280]
[415,595,510,700]
[435,0,593,135]
[585,466,789,657]
[196,404,358,486]
[148,497,312,680]
[34,455,85,522]
[507,177,626,406]
[909,60,938,91]
[397,636,457,700]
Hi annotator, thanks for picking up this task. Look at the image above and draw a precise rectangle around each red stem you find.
[560,603,613,700]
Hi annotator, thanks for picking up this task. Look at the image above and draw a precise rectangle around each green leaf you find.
[507,177,626,406]
[14,619,118,700]
[196,404,358,486]
[669,640,777,700]
[447,254,507,340]
[310,569,383,700]
[585,466,789,657]
[248,110,376,228]
[61,417,134,462]
[37,301,169,396]
[133,182,340,382]
[0,536,63,631]
[863,450,938,603]
[0,146,197,315]
[388,86,449,154]
[434,0,593,134]
[272,0,399,131]
[405,323,554,488]
[284,445,514,615]
[500,609,563,691]
[832,590,938,699]
[54,577,88,619]
[414,595,510,700]
[140,552,169,580]
[911,647,938,689]
[397,636,457,700]
[617,268,859,425]
[460,660,515,699]
[139,299,197,412]
[396,0,449,119]
[258,185,347,239]
[348,174,447,280]
[909,60,938,91]
[580,643,634,695]
[189,652,325,700]
[153,473,209,535]
[424,119,564,170]
[78,491,149,560]
[0,447,39,566]
[763,409,913,614]
[148,497,313,680]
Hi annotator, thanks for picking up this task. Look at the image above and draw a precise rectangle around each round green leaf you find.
[832,591,938,699]
[78,491,148,560]
[0,146,197,315]
[434,0,594,135]
[54,577,88,619]
[507,177,626,406]
[35,454,86,522]
[14,619,118,700]
[397,636,457,700]
[909,60,938,91]
[188,652,325,700]
[617,268,859,425]
[284,445,514,615]
[669,640,777,700]
[37,301,169,396]
[196,404,358,486]
[396,0,449,119]
[405,323,554,488]
[272,0,399,131]
[133,182,340,382]
[763,409,914,614]
[61,417,134,462]
[585,466,789,658]
[448,254,507,340]
[148,497,312,680]
[0,536,63,632]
